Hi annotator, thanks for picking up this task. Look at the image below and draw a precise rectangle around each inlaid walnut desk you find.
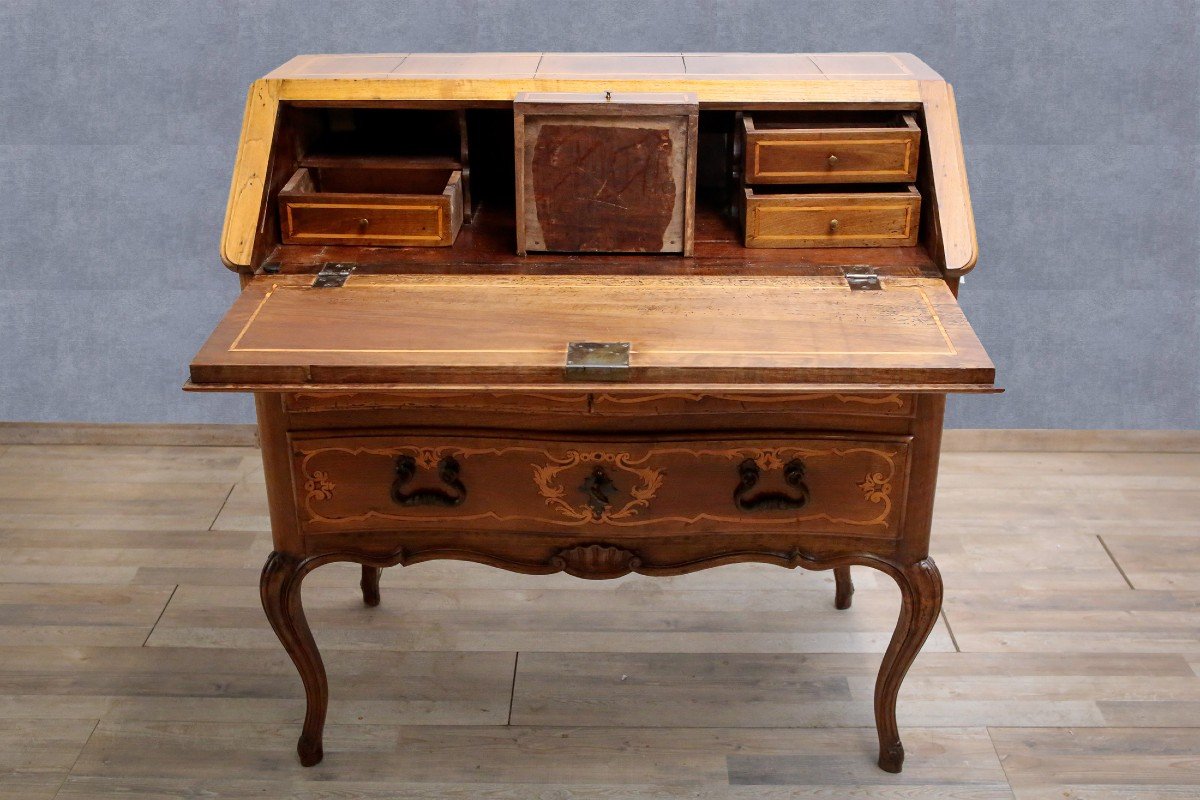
[188,52,995,773]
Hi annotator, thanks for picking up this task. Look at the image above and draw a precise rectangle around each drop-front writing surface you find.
[191,274,992,389]
[189,52,993,774]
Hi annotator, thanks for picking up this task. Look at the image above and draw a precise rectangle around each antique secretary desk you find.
[188,52,995,773]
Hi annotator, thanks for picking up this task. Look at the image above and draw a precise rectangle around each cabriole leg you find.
[874,557,943,773]
[260,552,328,767]
[360,565,382,607]
[833,566,854,609]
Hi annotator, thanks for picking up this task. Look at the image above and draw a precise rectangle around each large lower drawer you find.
[290,432,911,538]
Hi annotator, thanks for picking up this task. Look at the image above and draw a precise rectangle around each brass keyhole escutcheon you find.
[578,466,618,520]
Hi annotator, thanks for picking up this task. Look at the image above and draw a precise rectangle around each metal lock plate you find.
[842,266,882,291]
[313,263,355,288]
[564,341,631,381]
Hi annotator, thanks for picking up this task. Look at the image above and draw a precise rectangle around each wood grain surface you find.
[189,274,994,389]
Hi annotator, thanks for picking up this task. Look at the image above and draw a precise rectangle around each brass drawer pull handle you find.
[734,457,810,512]
[578,466,618,520]
[391,455,466,507]
[829,218,840,232]
[827,154,839,166]
[357,218,370,229]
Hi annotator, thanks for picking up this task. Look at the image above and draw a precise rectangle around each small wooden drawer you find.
[278,164,463,247]
[742,185,920,248]
[283,392,590,415]
[742,112,920,184]
[590,392,915,418]
[290,432,911,539]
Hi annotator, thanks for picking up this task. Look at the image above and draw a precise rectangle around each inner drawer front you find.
[743,114,920,184]
[291,433,911,539]
[283,200,447,246]
[283,392,590,415]
[744,188,920,248]
[589,392,915,417]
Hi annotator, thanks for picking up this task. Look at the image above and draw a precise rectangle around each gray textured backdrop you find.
[2,1,1197,429]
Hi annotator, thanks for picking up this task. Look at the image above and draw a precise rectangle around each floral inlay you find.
[304,470,336,501]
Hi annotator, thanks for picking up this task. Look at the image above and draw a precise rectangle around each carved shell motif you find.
[550,544,642,579]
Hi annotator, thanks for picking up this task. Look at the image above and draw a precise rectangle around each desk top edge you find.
[262,52,944,85]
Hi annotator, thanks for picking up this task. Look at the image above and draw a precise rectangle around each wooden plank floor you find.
[0,442,1197,798]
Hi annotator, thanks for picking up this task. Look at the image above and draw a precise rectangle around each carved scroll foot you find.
[360,565,382,607]
[874,557,942,773]
[260,552,328,767]
[834,566,854,610]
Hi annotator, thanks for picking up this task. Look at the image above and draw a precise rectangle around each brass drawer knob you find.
[357,218,370,229]
[829,218,840,232]
[827,154,839,166]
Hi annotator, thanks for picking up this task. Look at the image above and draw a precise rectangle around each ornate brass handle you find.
[734,457,810,512]
[391,455,466,507]
[578,466,617,520]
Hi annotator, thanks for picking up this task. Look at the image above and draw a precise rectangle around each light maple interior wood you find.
[1,438,1196,796]
[222,53,975,275]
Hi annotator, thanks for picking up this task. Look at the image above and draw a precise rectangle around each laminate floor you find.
[0,442,1197,798]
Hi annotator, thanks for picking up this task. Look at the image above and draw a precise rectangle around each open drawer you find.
[188,273,995,393]
[278,162,463,247]
[742,112,921,184]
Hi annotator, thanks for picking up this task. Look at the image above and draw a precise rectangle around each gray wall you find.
[2,1,1197,429]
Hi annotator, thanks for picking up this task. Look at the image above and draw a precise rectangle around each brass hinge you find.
[565,342,631,382]
[313,263,355,288]
[842,266,881,291]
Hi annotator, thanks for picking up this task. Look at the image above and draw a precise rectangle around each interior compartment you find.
[302,108,465,162]
[745,110,919,130]
[286,163,457,195]
[253,104,936,272]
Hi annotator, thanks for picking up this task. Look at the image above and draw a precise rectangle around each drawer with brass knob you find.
[741,112,921,184]
[289,432,912,539]
[277,162,463,247]
[741,185,921,248]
